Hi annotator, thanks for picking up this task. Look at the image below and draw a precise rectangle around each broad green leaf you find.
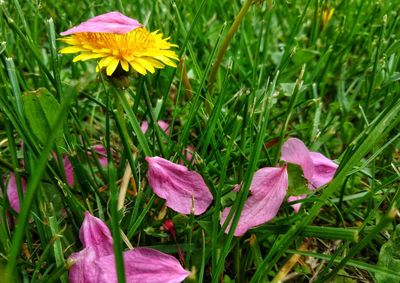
[376,225,400,283]
[22,88,64,148]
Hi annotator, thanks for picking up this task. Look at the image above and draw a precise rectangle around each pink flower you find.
[220,137,338,236]
[69,212,189,283]
[6,173,26,212]
[146,156,213,215]
[140,120,170,135]
[287,195,306,213]
[60,11,141,35]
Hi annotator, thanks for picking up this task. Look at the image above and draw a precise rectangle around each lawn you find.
[1,0,400,282]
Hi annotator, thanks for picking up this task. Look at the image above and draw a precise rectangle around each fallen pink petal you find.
[60,11,142,35]
[92,145,109,167]
[281,137,338,189]
[146,156,213,215]
[220,166,288,236]
[68,212,189,283]
[79,211,114,257]
[6,173,26,213]
[95,248,190,283]
[63,156,75,186]
[141,120,170,135]
[287,195,306,213]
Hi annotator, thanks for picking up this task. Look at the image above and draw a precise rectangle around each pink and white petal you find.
[146,157,213,215]
[93,145,108,167]
[79,211,114,257]
[69,247,100,283]
[96,248,190,283]
[220,167,288,236]
[281,138,314,181]
[6,173,26,213]
[287,195,306,213]
[63,156,74,186]
[61,12,142,35]
[308,152,338,189]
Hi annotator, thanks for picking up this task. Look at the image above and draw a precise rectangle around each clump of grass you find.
[1,0,400,282]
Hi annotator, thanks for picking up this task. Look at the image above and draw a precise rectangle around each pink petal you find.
[180,145,195,165]
[281,138,338,189]
[308,152,338,189]
[96,248,190,283]
[141,120,170,135]
[69,247,100,283]
[60,12,142,35]
[220,167,288,236]
[287,195,306,213]
[63,156,74,186]
[6,173,26,213]
[146,156,213,215]
[79,211,114,257]
[140,121,149,133]
[92,145,108,167]
[281,138,314,181]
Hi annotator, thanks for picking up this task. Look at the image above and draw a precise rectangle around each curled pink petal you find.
[63,156,74,186]
[92,145,108,167]
[281,138,338,189]
[287,195,306,213]
[281,138,314,181]
[96,248,190,283]
[7,173,26,212]
[79,211,114,257]
[60,12,142,35]
[146,156,213,215]
[69,247,99,283]
[220,166,288,236]
[308,152,338,189]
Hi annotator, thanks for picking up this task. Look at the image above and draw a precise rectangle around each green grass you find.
[1,0,400,282]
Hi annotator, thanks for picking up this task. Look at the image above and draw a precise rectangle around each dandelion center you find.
[60,28,178,76]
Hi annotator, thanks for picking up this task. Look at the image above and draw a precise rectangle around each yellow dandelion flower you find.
[59,12,178,76]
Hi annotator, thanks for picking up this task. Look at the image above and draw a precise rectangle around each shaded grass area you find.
[1,0,400,282]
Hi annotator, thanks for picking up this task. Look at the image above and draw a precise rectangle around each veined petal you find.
[79,211,114,257]
[308,152,338,189]
[135,57,155,73]
[7,173,26,213]
[220,166,288,236]
[96,248,190,283]
[146,156,213,215]
[61,11,142,35]
[69,247,99,283]
[281,138,314,181]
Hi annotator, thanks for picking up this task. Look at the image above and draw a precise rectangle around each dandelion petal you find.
[146,156,213,215]
[60,11,142,35]
[96,248,190,283]
[220,167,288,236]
